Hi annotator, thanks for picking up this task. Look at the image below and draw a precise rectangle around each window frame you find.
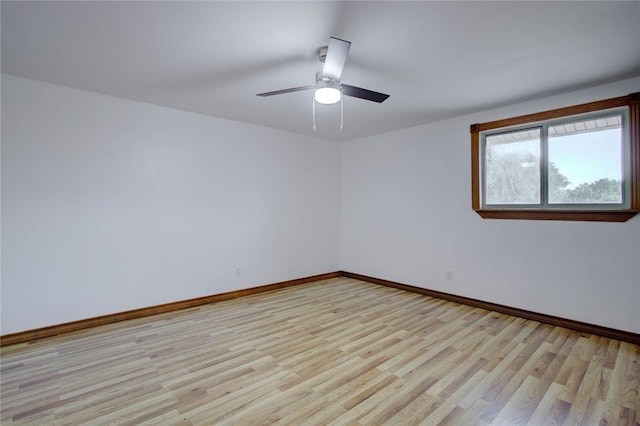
[470,93,640,222]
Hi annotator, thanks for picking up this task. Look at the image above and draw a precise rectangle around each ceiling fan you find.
[256,37,390,132]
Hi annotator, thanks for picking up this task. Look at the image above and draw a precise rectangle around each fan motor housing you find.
[316,71,339,85]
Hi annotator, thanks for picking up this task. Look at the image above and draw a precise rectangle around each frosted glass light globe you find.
[314,87,341,104]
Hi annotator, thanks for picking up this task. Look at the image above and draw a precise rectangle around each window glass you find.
[548,116,623,204]
[484,128,540,205]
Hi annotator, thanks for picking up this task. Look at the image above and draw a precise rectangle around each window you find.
[471,93,639,222]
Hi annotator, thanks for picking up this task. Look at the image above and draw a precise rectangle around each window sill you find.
[474,209,639,222]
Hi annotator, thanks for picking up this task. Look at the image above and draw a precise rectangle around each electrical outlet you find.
[445,271,453,281]
[235,267,242,278]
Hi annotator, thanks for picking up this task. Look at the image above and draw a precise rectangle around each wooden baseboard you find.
[3,270,638,347]
[0,271,341,347]
[340,271,640,346]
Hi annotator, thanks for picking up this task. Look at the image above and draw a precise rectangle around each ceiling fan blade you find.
[257,86,314,97]
[342,84,390,103]
[322,37,351,81]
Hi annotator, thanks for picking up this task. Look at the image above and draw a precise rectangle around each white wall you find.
[1,75,341,334]
[342,77,640,334]
[3,73,639,337]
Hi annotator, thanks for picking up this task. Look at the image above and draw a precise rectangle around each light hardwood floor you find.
[1,278,639,425]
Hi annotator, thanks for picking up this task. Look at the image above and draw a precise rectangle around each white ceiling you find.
[2,1,640,141]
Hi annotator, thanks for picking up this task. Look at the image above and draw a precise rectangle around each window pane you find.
[485,128,540,205]
[548,116,622,204]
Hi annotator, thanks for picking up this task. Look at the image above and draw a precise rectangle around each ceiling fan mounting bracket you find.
[315,46,328,63]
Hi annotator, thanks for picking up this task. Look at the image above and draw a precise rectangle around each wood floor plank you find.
[1,277,638,425]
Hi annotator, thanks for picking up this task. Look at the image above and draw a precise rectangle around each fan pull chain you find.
[312,91,317,133]
[340,91,344,133]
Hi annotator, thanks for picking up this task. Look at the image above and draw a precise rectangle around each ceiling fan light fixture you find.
[256,37,389,134]
[314,79,341,104]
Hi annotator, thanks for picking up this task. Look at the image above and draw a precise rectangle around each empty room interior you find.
[1,1,639,425]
